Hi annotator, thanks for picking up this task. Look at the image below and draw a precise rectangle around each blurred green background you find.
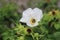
[0,0,60,40]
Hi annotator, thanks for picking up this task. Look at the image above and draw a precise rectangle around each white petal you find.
[22,8,33,17]
[33,8,43,21]
[20,8,34,23]
[20,17,26,23]
[20,16,30,23]
[26,21,38,27]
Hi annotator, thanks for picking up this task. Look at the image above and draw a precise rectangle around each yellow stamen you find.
[30,18,36,25]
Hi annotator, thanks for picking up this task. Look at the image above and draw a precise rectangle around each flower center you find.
[30,18,36,25]
[52,11,56,15]
[27,29,32,33]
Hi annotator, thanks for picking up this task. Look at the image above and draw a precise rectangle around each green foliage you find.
[0,0,60,40]
[53,32,60,40]
[0,2,21,27]
[36,0,58,12]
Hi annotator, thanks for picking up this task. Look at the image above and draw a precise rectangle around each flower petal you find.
[22,8,33,17]
[20,16,31,23]
[20,17,26,23]
[20,8,33,23]
[33,8,43,21]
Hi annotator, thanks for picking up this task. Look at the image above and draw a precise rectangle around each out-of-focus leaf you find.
[54,23,60,30]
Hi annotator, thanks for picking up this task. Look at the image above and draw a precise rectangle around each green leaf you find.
[53,32,60,40]
[54,23,60,30]
[25,35,33,40]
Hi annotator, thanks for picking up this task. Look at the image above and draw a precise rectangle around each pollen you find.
[30,18,36,25]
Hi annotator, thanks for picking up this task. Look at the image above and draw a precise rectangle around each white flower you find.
[20,8,43,27]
